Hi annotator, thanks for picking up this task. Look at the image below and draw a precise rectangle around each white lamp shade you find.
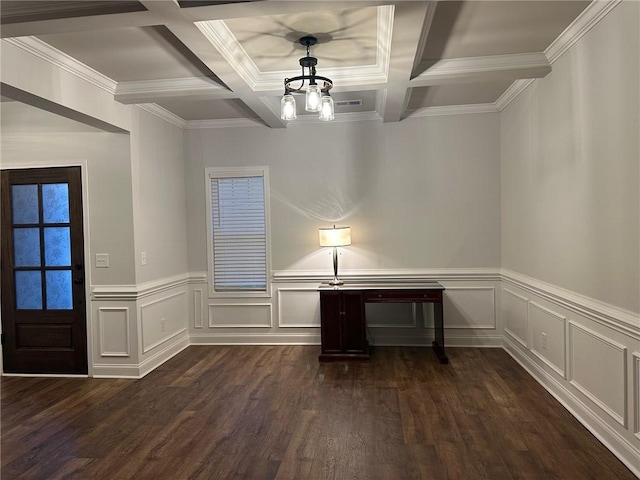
[281,94,296,120]
[319,226,351,247]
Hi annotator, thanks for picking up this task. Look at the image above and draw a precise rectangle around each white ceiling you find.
[0,0,592,128]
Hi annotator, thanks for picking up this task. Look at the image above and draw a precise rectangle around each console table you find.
[318,283,447,364]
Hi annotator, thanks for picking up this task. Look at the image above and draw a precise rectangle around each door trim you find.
[1,160,93,376]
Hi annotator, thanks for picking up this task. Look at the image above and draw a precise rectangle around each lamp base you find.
[328,278,344,286]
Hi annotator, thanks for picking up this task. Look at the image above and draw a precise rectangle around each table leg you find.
[432,301,448,364]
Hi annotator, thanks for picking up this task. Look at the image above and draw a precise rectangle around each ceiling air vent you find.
[334,100,362,107]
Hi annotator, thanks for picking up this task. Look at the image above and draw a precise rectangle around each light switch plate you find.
[95,253,109,268]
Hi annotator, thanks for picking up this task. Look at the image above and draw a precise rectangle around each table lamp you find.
[319,225,351,286]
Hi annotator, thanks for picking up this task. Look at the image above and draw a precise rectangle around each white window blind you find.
[209,175,267,292]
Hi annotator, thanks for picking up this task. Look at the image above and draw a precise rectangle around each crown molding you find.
[407,103,499,118]
[494,78,536,111]
[289,111,382,125]
[195,5,393,92]
[185,111,383,129]
[376,5,394,80]
[545,0,622,65]
[4,36,117,94]
[496,0,621,112]
[193,19,257,89]
[137,104,187,128]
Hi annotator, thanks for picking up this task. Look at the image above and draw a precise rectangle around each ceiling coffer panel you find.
[37,25,219,82]
[2,0,593,125]
[421,1,590,61]
[0,1,147,24]
[222,7,379,72]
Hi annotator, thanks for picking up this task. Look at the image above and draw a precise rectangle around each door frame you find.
[1,160,93,377]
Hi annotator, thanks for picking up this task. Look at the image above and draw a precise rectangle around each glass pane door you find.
[12,183,73,310]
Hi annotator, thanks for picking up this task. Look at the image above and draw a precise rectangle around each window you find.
[205,167,270,296]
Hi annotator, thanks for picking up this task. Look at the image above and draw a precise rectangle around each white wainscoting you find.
[501,270,640,477]
[444,287,496,329]
[187,270,502,347]
[503,288,528,347]
[97,306,130,357]
[568,321,627,428]
[528,301,566,378]
[193,289,204,328]
[634,352,640,441]
[140,291,188,354]
[86,269,639,475]
[367,303,416,328]
[90,274,190,378]
[277,288,321,328]
[208,303,272,328]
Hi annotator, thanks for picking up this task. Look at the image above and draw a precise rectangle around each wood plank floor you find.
[1,346,636,479]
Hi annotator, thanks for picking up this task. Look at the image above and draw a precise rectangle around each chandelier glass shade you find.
[281,36,334,122]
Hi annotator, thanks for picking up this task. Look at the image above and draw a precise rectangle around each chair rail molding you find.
[272,267,502,283]
[501,269,640,338]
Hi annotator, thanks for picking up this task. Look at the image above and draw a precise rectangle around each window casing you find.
[205,167,271,297]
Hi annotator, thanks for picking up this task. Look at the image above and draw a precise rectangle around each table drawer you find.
[363,290,442,303]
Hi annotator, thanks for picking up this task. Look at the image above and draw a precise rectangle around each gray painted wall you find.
[1,131,137,286]
[500,1,640,313]
[185,113,502,274]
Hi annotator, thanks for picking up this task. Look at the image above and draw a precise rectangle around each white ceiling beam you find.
[381,2,435,123]
[0,11,160,38]
[409,52,552,88]
[114,77,239,104]
[139,0,286,128]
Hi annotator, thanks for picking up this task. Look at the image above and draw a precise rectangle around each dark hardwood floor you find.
[1,346,636,479]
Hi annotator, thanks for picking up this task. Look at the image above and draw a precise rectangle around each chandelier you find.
[280,36,334,122]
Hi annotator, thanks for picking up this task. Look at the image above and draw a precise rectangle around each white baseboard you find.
[445,334,503,347]
[370,334,503,347]
[189,332,321,345]
[503,335,640,478]
[92,364,145,379]
[139,333,190,378]
[92,333,190,379]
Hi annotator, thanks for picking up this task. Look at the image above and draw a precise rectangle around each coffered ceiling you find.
[1,0,594,128]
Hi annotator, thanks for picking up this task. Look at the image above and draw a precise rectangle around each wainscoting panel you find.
[140,291,188,354]
[502,270,640,476]
[97,307,130,357]
[91,274,191,378]
[634,352,640,440]
[529,301,566,378]
[569,321,628,427]
[366,303,416,328]
[503,288,529,347]
[277,288,321,328]
[209,303,272,328]
[193,289,203,328]
[443,287,496,329]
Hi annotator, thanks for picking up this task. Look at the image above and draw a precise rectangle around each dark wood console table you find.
[318,283,447,364]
